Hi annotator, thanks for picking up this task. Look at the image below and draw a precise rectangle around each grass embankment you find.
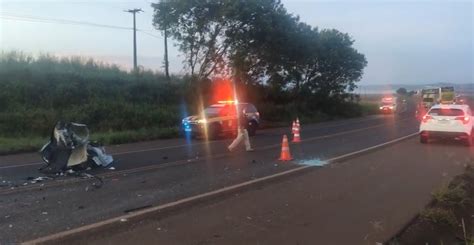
[0,127,179,155]
[390,162,474,244]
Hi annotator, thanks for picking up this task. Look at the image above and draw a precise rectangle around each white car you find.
[419,104,474,146]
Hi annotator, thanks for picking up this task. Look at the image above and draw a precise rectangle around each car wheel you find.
[247,121,257,136]
[420,135,428,144]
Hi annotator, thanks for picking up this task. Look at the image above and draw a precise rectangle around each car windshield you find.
[428,108,464,116]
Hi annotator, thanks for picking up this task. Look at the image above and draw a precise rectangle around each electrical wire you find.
[0,12,161,38]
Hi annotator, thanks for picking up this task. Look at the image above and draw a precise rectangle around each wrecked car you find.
[39,122,113,174]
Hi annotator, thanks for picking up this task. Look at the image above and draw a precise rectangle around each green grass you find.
[0,127,179,155]
[420,208,458,227]
[0,137,47,155]
[432,182,470,207]
[359,102,380,116]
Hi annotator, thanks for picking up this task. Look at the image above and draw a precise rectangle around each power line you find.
[0,12,161,38]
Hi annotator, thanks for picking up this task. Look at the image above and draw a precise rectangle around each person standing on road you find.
[228,108,254,152]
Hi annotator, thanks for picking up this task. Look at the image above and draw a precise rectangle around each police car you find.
[182,101,260,139]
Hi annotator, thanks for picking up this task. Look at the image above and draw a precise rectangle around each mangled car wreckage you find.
[39,122,113,174]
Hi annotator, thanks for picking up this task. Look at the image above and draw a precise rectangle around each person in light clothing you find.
[228,109,254,152]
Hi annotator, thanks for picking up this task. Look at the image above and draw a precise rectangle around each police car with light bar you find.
[419,104,474,146]
[182,101,260,139]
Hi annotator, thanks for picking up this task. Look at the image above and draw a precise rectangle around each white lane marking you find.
[22,132,418,245]
[0,116,407,170]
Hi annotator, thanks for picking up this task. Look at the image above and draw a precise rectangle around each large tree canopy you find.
[152,0,367,109]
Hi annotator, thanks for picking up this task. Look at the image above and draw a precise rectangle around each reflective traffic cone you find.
[292,125,301,143]
[292,120,296,134]
[279,135,293,161]
[296,117,300,129]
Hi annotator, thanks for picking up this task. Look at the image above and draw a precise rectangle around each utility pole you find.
[125,8,143,73]
[164,27,170,80]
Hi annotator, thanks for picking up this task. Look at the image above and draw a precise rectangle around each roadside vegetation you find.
[390,163,474,244]
[0,0,373,154]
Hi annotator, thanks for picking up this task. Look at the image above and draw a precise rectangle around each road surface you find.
[0,112,424,243]
[77,137,473,245]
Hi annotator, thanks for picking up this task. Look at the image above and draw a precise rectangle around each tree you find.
[152,0,231,80]
[152,0,367,113]
[396,87,408,95]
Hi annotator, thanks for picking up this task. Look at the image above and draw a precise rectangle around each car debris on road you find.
[39,121,114,174]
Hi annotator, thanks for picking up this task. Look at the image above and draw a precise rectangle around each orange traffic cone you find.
[291,120,296,134]
[292,124,301,143]
[296,118,300,130]
[279,135,293,161]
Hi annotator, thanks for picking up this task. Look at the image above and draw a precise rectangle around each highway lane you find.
[0,112,420,243]
[0,114,411,184]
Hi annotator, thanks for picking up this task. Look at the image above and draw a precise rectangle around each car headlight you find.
[379,107,383,110]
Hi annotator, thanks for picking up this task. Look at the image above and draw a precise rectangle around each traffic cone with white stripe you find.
[279,135,293,161]
[292,123,301,143]
[296,118,300,130]
[292,120,296,134]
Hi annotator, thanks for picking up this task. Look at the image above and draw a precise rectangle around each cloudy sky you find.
[0,0,472,84]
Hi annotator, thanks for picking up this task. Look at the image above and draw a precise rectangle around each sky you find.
[0,0,473,85]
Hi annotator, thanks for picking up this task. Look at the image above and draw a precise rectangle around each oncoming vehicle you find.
[379,97,397,113]
[419,104,474,146]
[182,101,260,139]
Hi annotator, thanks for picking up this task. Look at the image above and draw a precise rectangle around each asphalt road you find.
[81,137,474,245]
[0,112,421,243]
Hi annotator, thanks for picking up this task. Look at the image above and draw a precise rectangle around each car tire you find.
[420,135,428,144]
[247,121,257,136]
